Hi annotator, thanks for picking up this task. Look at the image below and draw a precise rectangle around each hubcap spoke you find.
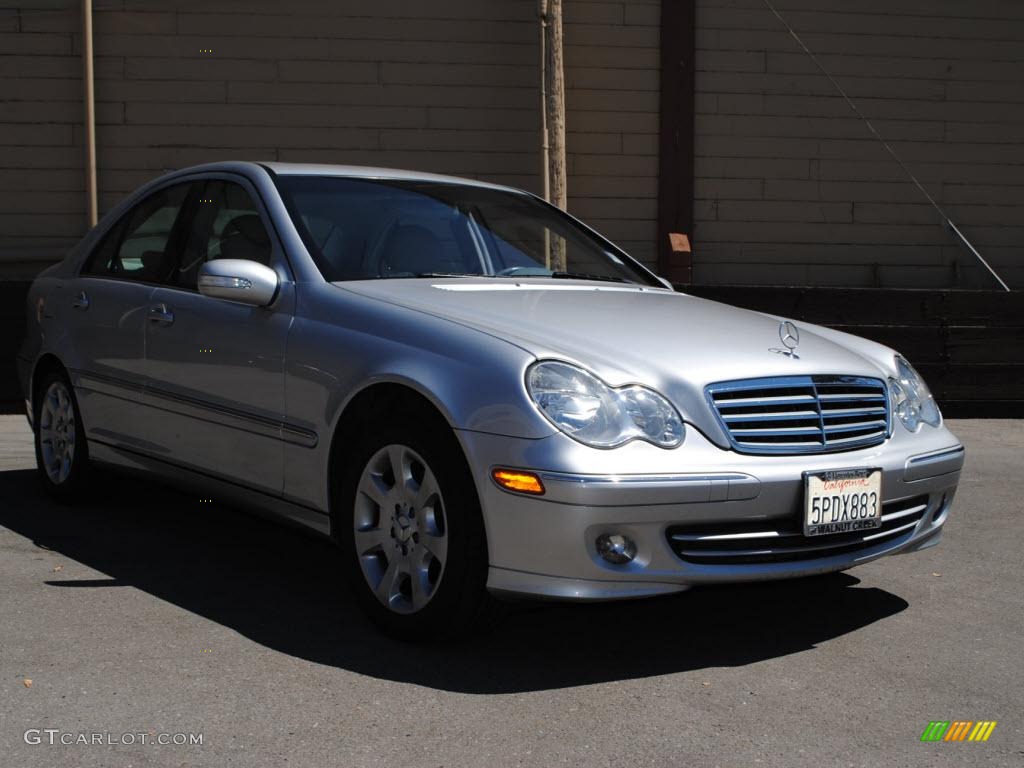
[420,529,448,564]
[353,524,389,555]
[386,445,408,488]
[374,556,405,607]
[357,472,390,507]
[411,468,440,511]
[409,555,432,608]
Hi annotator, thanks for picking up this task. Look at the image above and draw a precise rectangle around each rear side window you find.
[174,180,272,289]
[84,183,190,283]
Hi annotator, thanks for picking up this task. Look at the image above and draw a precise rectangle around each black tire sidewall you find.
[33,369,91,501]
[333,416,490,640]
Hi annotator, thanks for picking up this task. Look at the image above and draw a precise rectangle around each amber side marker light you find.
[492,469,545,495]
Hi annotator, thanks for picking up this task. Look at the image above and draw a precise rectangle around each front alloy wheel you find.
[354,444,448,614]
[334,409,497,640]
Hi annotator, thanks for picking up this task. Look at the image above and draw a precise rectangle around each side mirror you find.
[198,259,279,307]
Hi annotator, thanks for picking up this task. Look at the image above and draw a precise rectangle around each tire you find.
[33,368,94,502]
[333,407,498,641]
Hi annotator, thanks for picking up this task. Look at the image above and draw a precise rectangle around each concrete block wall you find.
[693,0,1024,289]
[0,0,660,278]
[5,0,1022,289]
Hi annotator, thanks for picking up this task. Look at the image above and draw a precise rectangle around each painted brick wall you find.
[694,0,1024,289]
[0,0,660,278]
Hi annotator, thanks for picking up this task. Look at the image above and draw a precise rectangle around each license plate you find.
[804,468,882,536]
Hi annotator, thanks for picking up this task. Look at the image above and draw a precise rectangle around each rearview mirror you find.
[198,259,279,307]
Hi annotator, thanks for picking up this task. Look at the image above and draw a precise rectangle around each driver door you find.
[141,175,293,495]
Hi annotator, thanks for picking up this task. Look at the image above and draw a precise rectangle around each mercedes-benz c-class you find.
[17,162,964,638]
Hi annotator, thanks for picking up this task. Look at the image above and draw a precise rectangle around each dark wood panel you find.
[688,286,1024,328]
[657,0,696,284]
[916,364,1024,401]
[946,327,1024,365]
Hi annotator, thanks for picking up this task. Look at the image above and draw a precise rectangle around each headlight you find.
[889,355,941,431]
[526,361,684,448]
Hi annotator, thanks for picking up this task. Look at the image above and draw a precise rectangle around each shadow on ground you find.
[0,467,908,694]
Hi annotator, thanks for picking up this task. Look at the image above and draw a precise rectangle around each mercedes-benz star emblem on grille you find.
[770,321,800,358]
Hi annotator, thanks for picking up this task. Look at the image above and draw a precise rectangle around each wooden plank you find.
[946,327,1024,365]
[916,364,1024,402]
[656,0,695,285]
[688,286,1024,328]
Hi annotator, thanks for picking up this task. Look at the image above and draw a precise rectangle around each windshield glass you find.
[273,175,659,285]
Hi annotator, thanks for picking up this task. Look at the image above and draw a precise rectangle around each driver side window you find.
[175,180,272,290]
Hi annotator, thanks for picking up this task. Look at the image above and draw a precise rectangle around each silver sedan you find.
[17,162,964,638]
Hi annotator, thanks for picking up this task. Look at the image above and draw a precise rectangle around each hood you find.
[337,278,895,443]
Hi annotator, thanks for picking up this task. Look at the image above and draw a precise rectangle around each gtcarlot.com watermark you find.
[24,729,203,747]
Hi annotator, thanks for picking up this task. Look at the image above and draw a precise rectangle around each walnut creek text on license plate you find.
[804,468,882,536]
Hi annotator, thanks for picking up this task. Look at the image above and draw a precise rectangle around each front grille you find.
[666,495,929,565]
[706,375,890,455]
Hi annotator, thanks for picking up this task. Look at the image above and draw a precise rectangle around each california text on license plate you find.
[804,468,883,536]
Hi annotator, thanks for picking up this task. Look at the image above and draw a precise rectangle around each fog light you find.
[596,533,636,565]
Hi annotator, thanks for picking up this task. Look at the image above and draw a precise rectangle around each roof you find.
[258,161,524,194]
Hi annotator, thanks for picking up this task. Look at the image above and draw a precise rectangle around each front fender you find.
[281,281,555,510]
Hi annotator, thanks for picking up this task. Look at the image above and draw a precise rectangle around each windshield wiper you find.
[379,271,632,284]
[550,271,628,284]
[379,272,480,279]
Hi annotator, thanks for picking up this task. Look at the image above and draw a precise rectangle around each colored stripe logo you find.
[921,721,997,742]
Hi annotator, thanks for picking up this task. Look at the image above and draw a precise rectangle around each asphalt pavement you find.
[1,415,1021,767]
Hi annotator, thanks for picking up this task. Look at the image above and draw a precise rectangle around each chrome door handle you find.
[71,291,90,310]
[147,305,174,325]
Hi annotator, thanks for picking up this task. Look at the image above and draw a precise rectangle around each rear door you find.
[67,182,192,451]
[141,175,293,495]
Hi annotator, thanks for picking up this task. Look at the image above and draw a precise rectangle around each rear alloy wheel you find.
[34,370,93,501]
[335,414,497,640]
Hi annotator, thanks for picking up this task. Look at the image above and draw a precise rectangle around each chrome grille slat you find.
[730,426,826,436]
[669,500,931,544]
[666,495,929,565]
[706,375,891,455]
[863,519,919,541]
[670,530,796,542]
[722,411,820,422]
[815,397,888,403]
[716,395,817,407]
[820,407,887,417]
[821,420,888,433]
[880,502,927,522]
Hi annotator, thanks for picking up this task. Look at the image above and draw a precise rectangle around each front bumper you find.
[457,424,964,601]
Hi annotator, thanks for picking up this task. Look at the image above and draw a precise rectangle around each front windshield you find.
[273,175,659,285]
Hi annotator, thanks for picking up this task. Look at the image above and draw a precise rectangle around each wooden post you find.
[657,0,696,286]
[82,0,98,228]
[539,0,567,271]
